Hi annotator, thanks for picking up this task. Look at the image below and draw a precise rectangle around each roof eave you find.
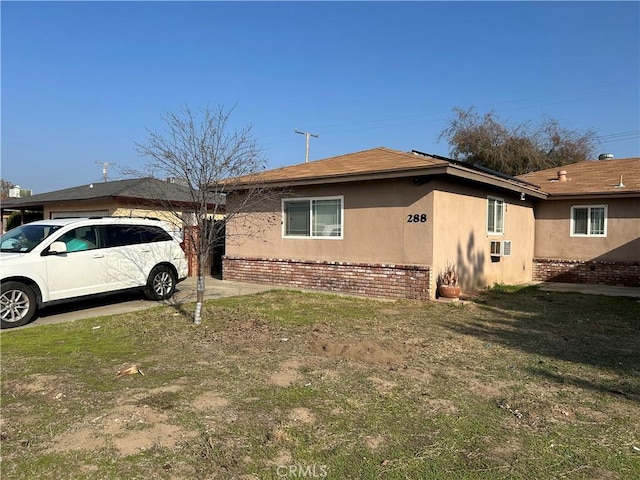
[444,164,548,199]
[544,190,640,200]
[225,164,450,190]
[226,163,547,198]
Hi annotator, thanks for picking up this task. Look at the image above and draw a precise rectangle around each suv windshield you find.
[0,224,63,253]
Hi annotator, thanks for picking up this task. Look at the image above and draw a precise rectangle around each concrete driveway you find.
[21,277,278,329]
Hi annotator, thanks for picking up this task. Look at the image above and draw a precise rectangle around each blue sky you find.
[2,1,639,194]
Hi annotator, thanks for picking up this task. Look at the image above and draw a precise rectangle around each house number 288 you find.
[407,214,427,223]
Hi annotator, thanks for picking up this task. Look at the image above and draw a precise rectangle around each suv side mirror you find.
[47,241,68,255]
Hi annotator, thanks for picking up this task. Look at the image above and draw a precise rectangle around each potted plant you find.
[437,262,461,299]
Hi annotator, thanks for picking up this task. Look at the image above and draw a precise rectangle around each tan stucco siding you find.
[225,179,435,265]
[45,200,116,219]
[45,201,186,233]
[534,197,640,261]
[111,207,184,231]
[226,178,536,294]
[431,181,535,291]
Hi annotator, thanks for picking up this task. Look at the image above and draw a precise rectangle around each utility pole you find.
[95,161,117,182]
[295,129,319,163]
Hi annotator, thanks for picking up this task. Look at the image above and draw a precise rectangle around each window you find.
[0,225,63,253]
[57,226,99,252]
[487,196,504,235]
[571,205,607,237]
[104,224,172,247]
[283,196,343,238]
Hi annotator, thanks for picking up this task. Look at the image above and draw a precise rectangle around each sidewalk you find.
[177,277,640,302]
[25,277,281,329]
[172,276,281,303]
[533,282,640,298]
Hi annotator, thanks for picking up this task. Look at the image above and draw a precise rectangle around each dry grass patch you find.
[1,287,639,479]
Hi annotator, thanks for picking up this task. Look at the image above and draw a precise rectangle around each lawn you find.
[1,286,639,479]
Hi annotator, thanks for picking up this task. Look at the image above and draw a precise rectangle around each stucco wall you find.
[226,177,537,296]
[533,197,640,262]
[44,200,186,233]
[225,179,435,266]
[430,180,535,292]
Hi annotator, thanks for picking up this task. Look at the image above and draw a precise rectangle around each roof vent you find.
[557,170,568,182]
[598,153,614,160]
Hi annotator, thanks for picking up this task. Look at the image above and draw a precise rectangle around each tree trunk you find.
[193,275,205,325]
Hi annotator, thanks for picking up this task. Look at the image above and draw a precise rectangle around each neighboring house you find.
[518,157,640,287]
[0,177,224,276]
[223,147,547,300]
[8,185,33,198]
[0,177,221,234]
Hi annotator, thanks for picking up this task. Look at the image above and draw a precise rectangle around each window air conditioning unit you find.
[490,240,512,257]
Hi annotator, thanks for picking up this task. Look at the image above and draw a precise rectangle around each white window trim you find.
[570,204,608,237]
[282,195,344,240]
[487,196,505,236]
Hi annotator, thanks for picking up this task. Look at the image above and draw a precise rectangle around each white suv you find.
[0,217,189,328]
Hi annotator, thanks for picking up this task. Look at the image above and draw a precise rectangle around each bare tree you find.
[1,179,15,199]
[135,105,274,325]
[439,107,599,176]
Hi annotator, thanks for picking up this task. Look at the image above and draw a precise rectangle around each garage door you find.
[51,210,109,219]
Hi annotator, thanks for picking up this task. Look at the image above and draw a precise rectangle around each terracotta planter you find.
[438,285,461,299]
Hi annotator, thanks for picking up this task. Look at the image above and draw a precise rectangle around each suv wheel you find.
[145,266,176,301]
[1,282,37,329]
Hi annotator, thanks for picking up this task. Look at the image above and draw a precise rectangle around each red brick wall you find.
[223,256,433,300]
[182,226,198,277]
[533,259,640,287]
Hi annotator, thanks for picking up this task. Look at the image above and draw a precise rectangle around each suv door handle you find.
[92,253,105,258]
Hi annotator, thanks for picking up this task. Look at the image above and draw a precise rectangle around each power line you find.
[258,83,636,146]
[597,130,640,140]
[274,86,627,135]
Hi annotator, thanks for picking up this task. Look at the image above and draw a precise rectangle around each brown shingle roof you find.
[226,146,548,198]
[233,147,448,185]
[517,158,640,196]
[0,178,222,209]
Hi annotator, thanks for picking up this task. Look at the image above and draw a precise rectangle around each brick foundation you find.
[223,256,433,300]
[533,258,640,287]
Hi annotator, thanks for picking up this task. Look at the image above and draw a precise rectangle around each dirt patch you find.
[267,449,293,467]
[314,340,403,365]
[192,392,230,411]
[288,407,315,425]
[423,398,459,415]
[6,373,74,403]
[269,358,303,387]
[365,434,385,451]
[47,402,197,456]
[368,376,397,394]
[465,377,511,399]
[53,403,188,453]
[488,436,524,461]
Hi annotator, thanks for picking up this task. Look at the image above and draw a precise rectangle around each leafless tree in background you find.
[135,105,275,325]
[1,179,15,199]
[439,107,598,176]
